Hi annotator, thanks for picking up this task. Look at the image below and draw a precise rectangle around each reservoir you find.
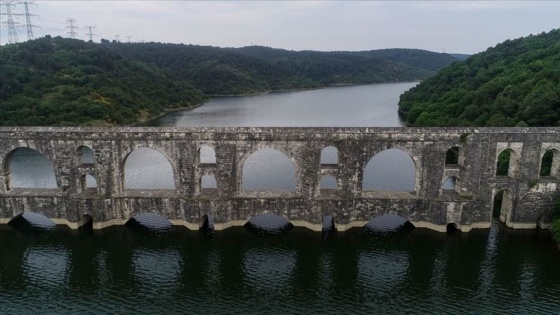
[1,82,559,313]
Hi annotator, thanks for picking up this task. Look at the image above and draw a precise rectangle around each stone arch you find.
[364,214,414,232]
[495,148,520,178]
[199,145,216,164]
[445,146,460,166]
[122,147,176,190]
[2,147,58,191]
[245,212,293,232]
[362,148,417,192]
[77,145,95,164]
[492,189,514,225]
[240,147,297,192]
[446,223,459,234]
[319,175,337,190]
[79,174,97,191]
[320,146,338,164]
[78,214,93,229]
[539,148,559,178]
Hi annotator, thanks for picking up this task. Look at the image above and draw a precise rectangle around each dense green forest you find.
[104,42,458,95]
[399,28,560,127]
[0,36,206,126]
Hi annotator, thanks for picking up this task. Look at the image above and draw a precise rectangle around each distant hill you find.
[449,53,470,60]
[106,43,458,95]
[0,36,206,126]
[398,29,560,127]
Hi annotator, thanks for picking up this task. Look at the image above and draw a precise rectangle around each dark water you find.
[1,224,559,314]
[2,83,560,313]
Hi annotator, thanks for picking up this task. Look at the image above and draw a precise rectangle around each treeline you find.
[0,36,206,126]
[104,42,458,95]
[399,28,560,127]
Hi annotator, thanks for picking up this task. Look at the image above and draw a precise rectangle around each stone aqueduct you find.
[0,126,559,232]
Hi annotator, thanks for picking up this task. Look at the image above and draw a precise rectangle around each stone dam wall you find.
[0,127,559,232]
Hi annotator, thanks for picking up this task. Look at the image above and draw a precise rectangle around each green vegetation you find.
[105,42,458,95]
[0,36,206,126]
[399,28,560,127]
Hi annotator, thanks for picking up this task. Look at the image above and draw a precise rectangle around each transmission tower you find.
[126,35,132,43]
[1,0,20,43]
[84,26,96,42]
[66,18,78,39]
[20,1,37,40]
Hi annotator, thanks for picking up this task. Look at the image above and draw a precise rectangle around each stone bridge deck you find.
[0,127,559,232]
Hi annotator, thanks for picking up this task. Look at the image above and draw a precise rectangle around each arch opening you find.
[445,147,460,166]
[540,149,559,178]
[320,146,338,164]
[496,149,517,177]
[8,211,56,230]
[79,174,98,191]
[320,175,337,190]
[78,214,93,230]
[363,149,416,192]
[3,147,57,190]
[78,146,95,164]
[124,147,175,190]
[199,146,216,164]
[245,213,293,235]
[364,214,415,235]
[442,176,457,191]
[446,223,459,234]
[493,189,514,224]
[241,148,296,192]
[199,214,215,233]
[322,214,336,238]
[125,213,172,233]
[201,175,217,189]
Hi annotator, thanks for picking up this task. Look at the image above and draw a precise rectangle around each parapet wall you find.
[0,127,559,232]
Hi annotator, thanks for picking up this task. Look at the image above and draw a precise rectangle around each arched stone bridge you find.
[0,127,559,232]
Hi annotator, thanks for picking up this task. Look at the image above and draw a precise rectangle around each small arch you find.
[446,223,459,234]
[445,146,460,166]
[77,145,95,164]
[3,147,57,190]
[363,149,416,192]
[79,174,98,191]
[241,148,296,192]
[78,214,93,229]
[442,176,457,191]
[8,211,56,230]
[319,175,337,190]
[496,148,519,178]
[540,149,559,178]
[199,214,215,232]
[199,146,216,164]
[201,175,217,189]
[123,147,175,190]
[320,146,338,164]
[492,189,514,224]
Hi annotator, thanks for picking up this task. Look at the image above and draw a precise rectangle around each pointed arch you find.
[3,147,57,190]
[123,147,175,190]
[540,148,559,178]
[199,145,216,164]
[492,189,514,224]
[77,145,95,164]
[241,148,296,191]
[445,146,460,166]
[496,148,520,178]
[201,174,217,189]
[362,149,416,192]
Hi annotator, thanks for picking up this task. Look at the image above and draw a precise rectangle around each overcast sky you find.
[1,0,558,54]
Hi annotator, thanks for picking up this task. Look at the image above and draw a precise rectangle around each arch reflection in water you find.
[133,249,181,290]
[242,148,296,191]
[9,212,56,230]
[4,148,57,189]
[363,149,415,191]
[24,247,69,288]
[245,214,293,234]
[124,148,175,190]
[242,247,296,292]
[357,250,409,292]
[126,213,172,232]
[365,214,414,235]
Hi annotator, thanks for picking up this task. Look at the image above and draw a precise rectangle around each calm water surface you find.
[2,83,560,314]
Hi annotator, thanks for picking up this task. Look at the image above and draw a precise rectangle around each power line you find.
[1,0,21,43]
[20,1,37,40]
[65,18,77,39]
[84,25,96,42]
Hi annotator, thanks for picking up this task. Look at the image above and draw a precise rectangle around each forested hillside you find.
[0,36,206,126]
[105,43,457,95]
[399,29,560,127]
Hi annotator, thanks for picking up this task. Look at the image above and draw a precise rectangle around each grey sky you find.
[1,0,559,54]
